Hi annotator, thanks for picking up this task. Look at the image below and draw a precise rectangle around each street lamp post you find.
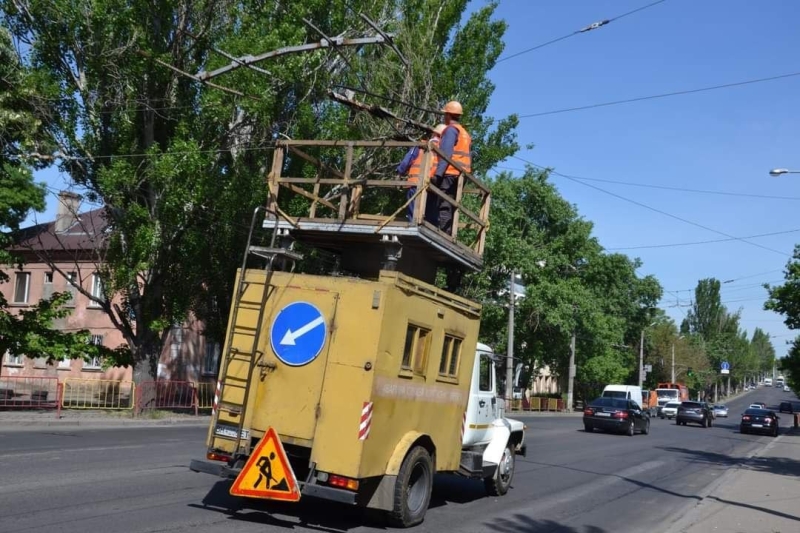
[506,270,515,404]
[671,335,684,383]
[769,168,800,176]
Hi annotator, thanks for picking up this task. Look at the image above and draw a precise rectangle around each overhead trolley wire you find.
[497,0,669,64]
[519,71,800,118]
[512,155,792,259]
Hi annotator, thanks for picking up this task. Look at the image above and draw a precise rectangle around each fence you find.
[62,378,135,409]
[136,381,216,415]
[0,377,61,417]
[507,397,566,412]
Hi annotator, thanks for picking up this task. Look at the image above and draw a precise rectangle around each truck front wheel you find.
[389,445,433,528]
[484,444,515,496]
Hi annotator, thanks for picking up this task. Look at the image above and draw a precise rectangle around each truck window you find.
[402,324,431,375]
[479,355,492,392]
[438,335,463,378]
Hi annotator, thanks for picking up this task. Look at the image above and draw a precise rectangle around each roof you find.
[11,208,109,253]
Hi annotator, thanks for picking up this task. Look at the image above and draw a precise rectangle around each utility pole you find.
[568,330,576,413]
[505,270,515,404]
[639,329,645,388]
[671,342,675,384]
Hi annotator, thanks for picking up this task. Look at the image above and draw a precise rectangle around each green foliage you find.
[765,245,800,330]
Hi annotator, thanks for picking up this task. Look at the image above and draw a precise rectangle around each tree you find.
[765,245,800,329]
[1,0,518,383]
[1,27,117,363]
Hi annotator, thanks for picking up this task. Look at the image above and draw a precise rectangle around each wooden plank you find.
[427,183,485,228]
[282,183,339,213]
[477,194,491,255]
[430,145,490,194]
[280,140,421,148]
[267,146,284,215]
[452,173,465,240]
[277,177,408,187]
[309,174,321,218]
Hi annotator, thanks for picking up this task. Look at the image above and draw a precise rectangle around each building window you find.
[43,272,54,299]
[203,342,221,376]
[58,358,73,370]
[89,274,104,307]
[13,272,30,303]
[34,357,48,368]
[3,351,23,366]
[170,326,183,359]
[83,335,103,369]
[401,324,430,375]
[438,335,463,378]
[65,272,78,306]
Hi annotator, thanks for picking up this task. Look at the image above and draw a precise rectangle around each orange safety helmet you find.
[441,101,463,115]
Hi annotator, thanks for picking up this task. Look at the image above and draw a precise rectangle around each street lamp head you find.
[769,168,789,177]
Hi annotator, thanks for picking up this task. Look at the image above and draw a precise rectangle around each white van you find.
[602,385,644,410]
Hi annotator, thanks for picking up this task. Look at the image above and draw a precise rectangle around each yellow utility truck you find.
[189,140,526,527]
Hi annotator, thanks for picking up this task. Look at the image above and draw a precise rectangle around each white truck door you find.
[463,351,496,447]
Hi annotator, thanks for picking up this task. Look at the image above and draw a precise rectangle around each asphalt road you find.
[0,386,795,533]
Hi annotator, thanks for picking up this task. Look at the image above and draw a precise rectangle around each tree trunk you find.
[132,338,161,414]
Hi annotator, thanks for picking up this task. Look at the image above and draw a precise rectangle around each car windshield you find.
[714,405,726,409]
[749,404,762,409]
[665,402,680,408]
[744,409,772,416]
[603,391,628,399]
[681,402,702,409]
[589,397,628,409]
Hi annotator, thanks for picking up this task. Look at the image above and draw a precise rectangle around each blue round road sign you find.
[721,361,730,370]
[270,301,327,367]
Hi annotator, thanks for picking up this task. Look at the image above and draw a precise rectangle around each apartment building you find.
[1,192,220,383]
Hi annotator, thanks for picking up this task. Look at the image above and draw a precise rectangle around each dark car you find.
[676,401,713,427]
[779,401,800,413]
[583,397,650,436]
[740,408,780,437]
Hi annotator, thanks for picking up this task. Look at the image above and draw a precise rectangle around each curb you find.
[0,417,211,429]
[508,411,583,418]
[663,426,798,533]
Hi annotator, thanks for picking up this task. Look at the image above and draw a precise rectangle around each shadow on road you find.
[189,480,381,532]
[706,495,800,522]
[490,515,608,533]
[658,445,800,478]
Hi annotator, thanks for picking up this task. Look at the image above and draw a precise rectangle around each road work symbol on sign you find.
[230,427,300,501]
[270,301,327,366]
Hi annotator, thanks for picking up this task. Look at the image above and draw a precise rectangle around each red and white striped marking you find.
[213,380,222,413]
[358,402,373,440]
[460,411,466,441]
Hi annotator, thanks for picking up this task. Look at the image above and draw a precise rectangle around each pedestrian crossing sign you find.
[230,426,300,501]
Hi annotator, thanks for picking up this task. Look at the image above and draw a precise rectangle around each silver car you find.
[660,401,680,419]
[712,404,729,418]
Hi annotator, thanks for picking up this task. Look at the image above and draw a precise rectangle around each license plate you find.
[596,412,611,417]
[751,424,763,428]
[214,424,250,439]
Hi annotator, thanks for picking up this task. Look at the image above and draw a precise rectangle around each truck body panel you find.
[206,269,482,482]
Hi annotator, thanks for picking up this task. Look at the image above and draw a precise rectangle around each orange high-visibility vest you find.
[443,123,472,175]
[407,140,439,186]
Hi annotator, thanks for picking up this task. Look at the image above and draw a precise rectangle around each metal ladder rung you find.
[248,245,304,262]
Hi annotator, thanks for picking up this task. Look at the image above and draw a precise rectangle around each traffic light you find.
[687,367,694,377]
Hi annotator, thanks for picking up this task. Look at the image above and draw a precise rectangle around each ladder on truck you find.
[210,206,302,456]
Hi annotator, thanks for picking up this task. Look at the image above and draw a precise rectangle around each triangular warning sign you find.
[230,427,301,501]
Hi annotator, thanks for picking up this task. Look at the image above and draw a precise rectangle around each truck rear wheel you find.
[389,446,433,528]
[484,444,514,496]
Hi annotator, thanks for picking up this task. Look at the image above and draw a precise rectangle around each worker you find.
[433,101,472,234]
[396,124,446,223]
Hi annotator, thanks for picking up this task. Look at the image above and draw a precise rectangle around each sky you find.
[25,0,800,358]
[481,0,800,359]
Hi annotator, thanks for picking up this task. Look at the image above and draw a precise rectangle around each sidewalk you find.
[666,427,800,533]
[0,408,211,428]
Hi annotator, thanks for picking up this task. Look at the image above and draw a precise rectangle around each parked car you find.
[784,385,791,392]
[749,402,767,409]
[712,404,729,418]
[660,401,680,420]
[740,408,780,437]
[779,401,800,413]
[676,401,713,427]
[583,397,651,436]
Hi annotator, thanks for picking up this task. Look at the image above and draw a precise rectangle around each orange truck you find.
[655,382,689,416]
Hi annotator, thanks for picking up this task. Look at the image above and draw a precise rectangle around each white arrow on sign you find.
[280,316,325,346]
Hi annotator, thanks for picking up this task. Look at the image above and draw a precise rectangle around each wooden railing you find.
[266,140,491,258]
